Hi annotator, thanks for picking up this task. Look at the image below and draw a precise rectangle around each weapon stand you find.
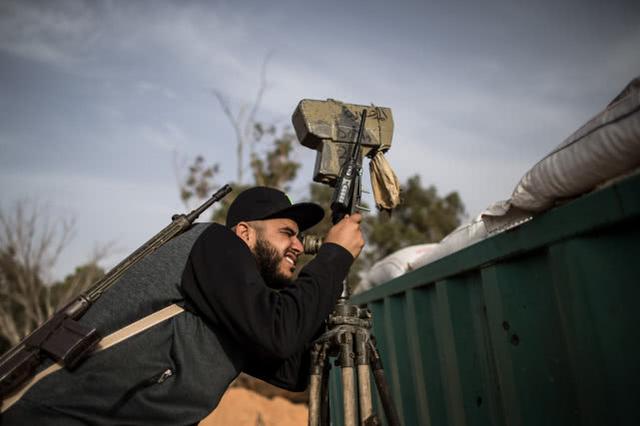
[308,286,401,426]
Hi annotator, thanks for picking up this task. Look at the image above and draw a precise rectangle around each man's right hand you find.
[324,213,365,259]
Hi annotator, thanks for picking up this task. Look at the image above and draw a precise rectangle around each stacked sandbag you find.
[409,202,533,270]
[355,244,437,294]
[511,76,640,212]
[365,76,640,287]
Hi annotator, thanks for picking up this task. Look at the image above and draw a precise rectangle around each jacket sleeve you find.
[242,320,330,391]
[242,339,312,392]
[181,223,352,361]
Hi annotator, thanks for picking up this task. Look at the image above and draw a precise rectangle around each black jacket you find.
[2,223,352,425]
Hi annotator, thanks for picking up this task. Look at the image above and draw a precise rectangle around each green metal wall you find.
[330,173,640,426]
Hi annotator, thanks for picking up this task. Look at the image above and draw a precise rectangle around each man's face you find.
[250,218,303,287]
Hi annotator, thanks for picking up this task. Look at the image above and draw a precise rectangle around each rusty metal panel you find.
[331,173,640,425]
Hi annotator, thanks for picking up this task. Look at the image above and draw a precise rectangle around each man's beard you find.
[254,237,294,289]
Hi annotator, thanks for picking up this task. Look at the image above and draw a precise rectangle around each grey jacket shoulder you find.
[3,222,244,425]
[81,222,211,335]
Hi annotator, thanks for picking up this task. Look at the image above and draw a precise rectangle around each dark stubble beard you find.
[254,237,294,289]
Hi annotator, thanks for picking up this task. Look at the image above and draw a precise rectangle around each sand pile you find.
[199,387,308,426]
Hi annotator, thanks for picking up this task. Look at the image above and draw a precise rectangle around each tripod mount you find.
[308,287,401,426]
[293,99,402,425]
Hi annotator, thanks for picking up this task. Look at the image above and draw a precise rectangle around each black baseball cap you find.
[226,186,324,232]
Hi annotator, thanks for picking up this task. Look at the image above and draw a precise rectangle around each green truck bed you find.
[330,172,640,426]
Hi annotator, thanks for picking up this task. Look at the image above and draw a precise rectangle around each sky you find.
[1,0,639,280]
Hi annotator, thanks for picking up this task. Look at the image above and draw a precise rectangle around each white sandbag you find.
[409,216,486,270]
[409,200,534,270]
[360,76,640,288]
[511,76,640,212]
[355,244,437,294]
[412,76,640,270]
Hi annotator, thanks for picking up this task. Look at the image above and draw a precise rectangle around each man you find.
[1,186,363,425]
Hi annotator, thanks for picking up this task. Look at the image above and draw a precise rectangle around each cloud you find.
[135,80,178,100]
[137,122,190,152]
[0,0,101,68]
[2,0,638,273]
[0,1,261,90]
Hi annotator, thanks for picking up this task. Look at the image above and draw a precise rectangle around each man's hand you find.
[324,213,365,259]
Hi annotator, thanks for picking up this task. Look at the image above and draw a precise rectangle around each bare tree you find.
[176,52,301,220]
[174,53,274,210]
[212,51,274,185]
[0,200,106,349]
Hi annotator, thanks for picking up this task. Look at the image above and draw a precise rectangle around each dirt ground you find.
[199,387,308,426]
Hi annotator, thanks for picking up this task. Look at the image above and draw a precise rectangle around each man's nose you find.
[291,235,303,253]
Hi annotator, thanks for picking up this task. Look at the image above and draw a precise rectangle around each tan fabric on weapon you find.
[369,151,401,212]
[1,304,185,413]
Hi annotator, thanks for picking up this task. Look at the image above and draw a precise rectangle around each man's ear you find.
[234,221,256,248]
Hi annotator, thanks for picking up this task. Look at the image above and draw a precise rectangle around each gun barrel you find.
[85,184,232,302]
[330,110,367,224]
[185,184,232,222]
[352,109,367,160]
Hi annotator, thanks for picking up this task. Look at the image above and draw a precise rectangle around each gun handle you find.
[40,319,100,369]
[331,210,347,225]
[0,347,40,398]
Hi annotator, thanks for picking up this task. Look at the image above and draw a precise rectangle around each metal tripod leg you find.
[319,356,331,426]
[309,341,329,426]
[355,329,373,424]
[368,339,402,426]
[308,294,401,426]
[309,340,334,426]
[339,331,357,426]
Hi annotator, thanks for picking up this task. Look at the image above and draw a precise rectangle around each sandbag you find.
[363,76,640,287]
[355,244,437,294]
[511,76,640,211]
